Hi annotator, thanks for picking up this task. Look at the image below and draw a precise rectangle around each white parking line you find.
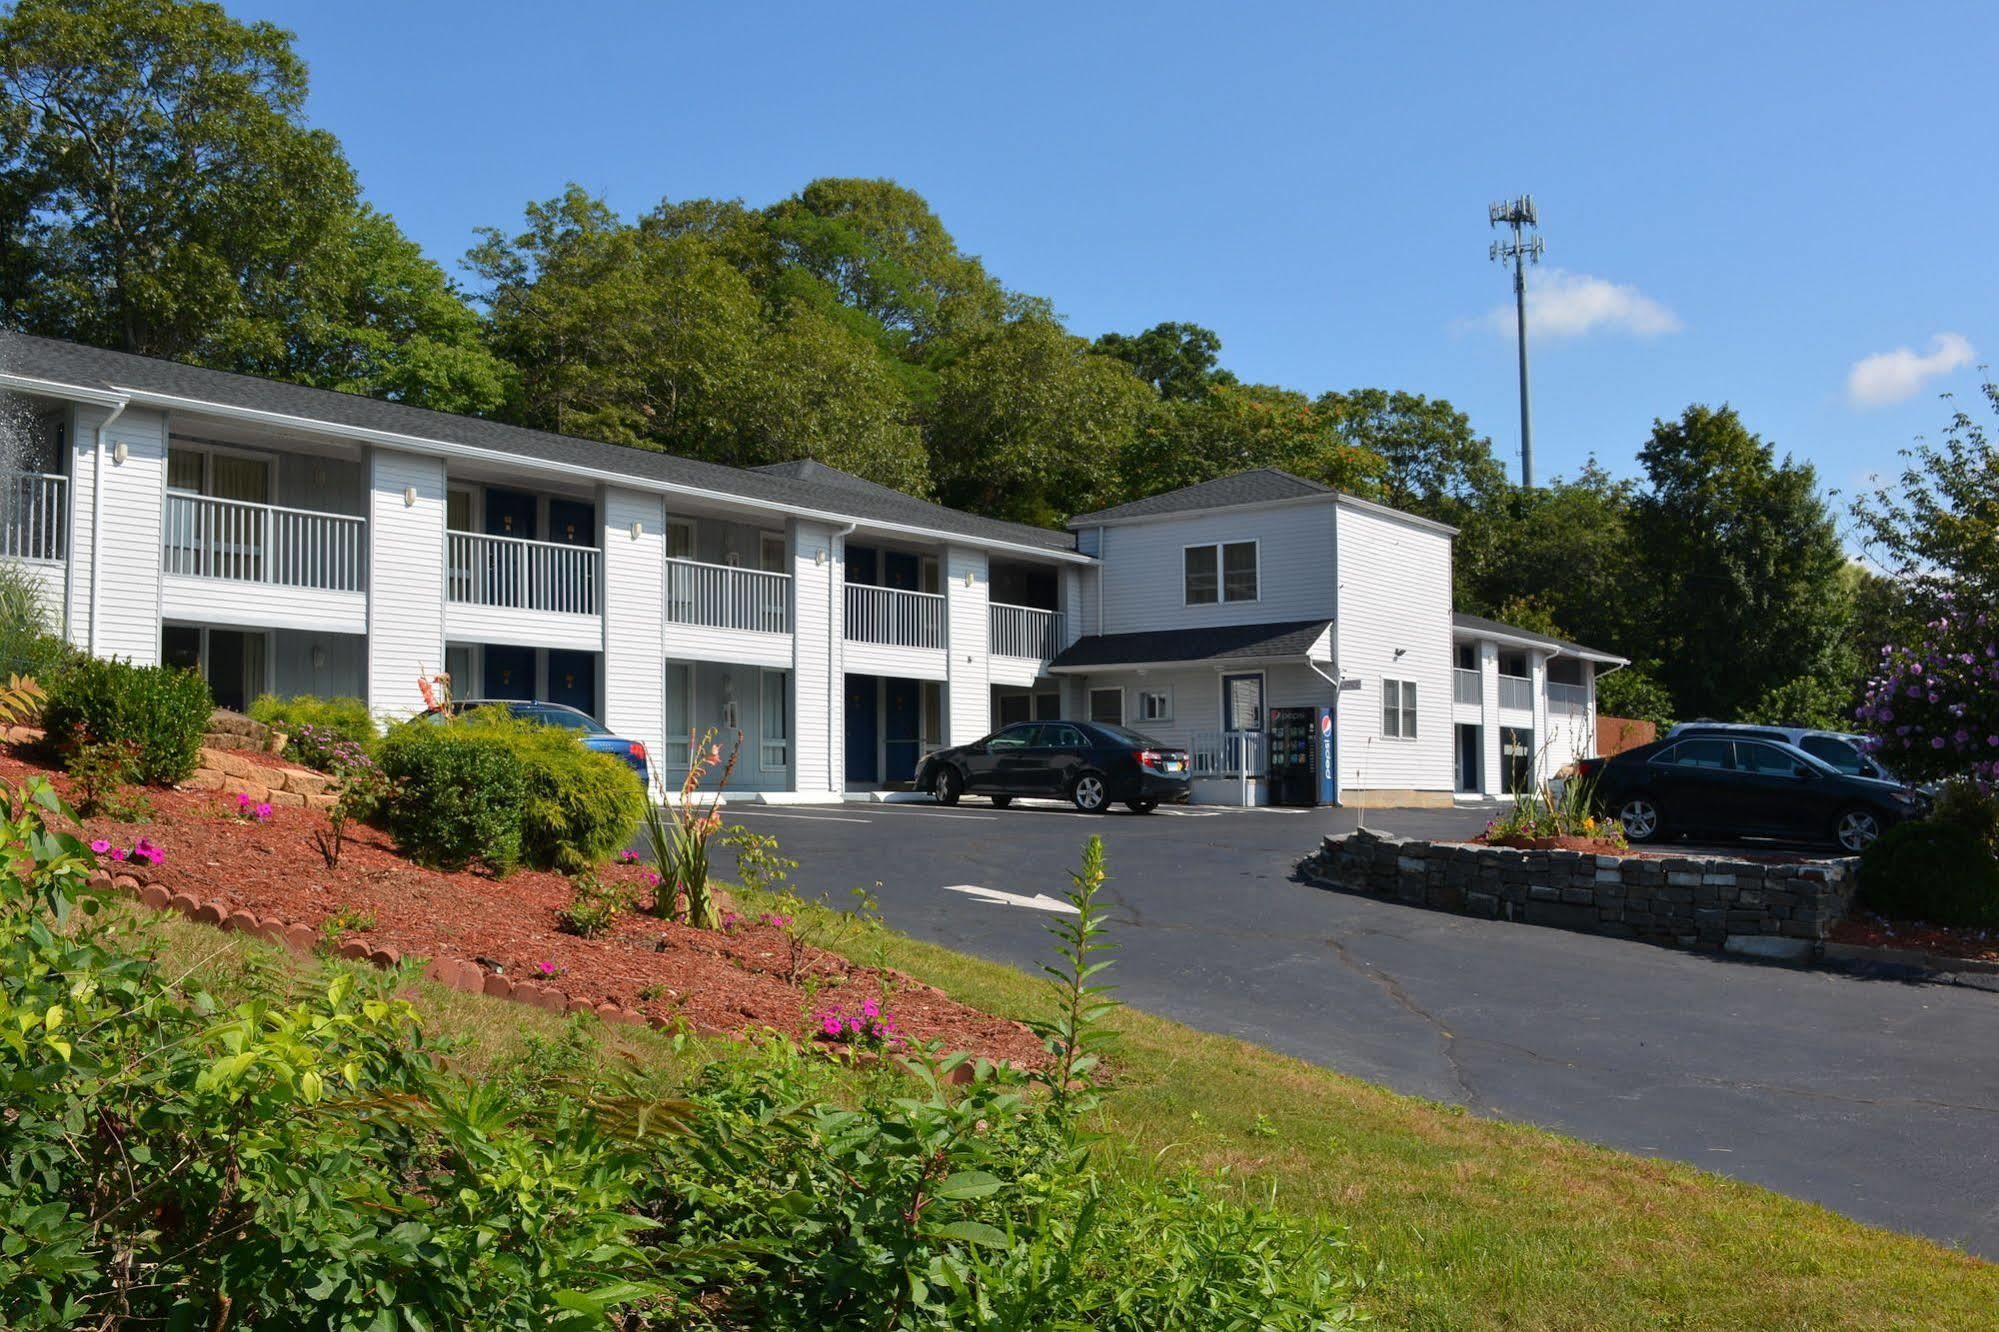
[728,810,875,823]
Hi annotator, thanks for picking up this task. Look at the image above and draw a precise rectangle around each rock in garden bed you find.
[0,745,1044,1067]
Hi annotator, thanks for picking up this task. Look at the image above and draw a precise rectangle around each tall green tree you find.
[1320,387,1508,521]
[1093,321,1231,401]
[1851,377,1999,617]
[1119,382,1381,501]
[1461,461,1641,659]
[0,0,500,409]
[1630,404,1851,720]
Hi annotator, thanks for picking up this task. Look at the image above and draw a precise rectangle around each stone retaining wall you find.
[1301,829,1857,955]
[184,746,339,812]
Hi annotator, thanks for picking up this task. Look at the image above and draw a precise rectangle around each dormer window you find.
[1185,541,1257,605]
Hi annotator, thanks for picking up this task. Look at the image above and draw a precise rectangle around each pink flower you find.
[861,998,880,1019]
[109,847,128,861]
[821,1015,843,1036]
[89,838,110,854]
[255,802,273,821]
[537,961,556,976]
[237,792,252,808]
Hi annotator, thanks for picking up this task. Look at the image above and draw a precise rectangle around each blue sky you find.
[246,1,1994,505]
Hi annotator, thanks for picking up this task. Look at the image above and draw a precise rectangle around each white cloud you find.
[1464,268,1682,341]
[1845,333,1975,408]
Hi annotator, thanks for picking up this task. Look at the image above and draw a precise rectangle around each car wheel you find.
[990,795,1012,809]
[1071,773,1110,814]
[1617,794,1664,843]
[1834,807,1884,853]
[930,765,961,807]
[1127,799,1159,814]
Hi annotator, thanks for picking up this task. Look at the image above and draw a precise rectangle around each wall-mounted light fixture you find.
[815,548,827,566]
[964,570,974,588]
[310,644,327,670]
[1393,647,1407,658]
[111,441,129,465]
[630,520,643,541]
[403,486,417,508]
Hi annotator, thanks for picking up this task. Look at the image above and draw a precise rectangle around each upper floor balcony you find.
[1453,667,1481,706]
[1547,681,1589,711]
[0,473,67,564]
[988,602,1063,662]
[160,490,368,632]
[846,583,945,650]
[446,530,598,616]
[665,557,789,635]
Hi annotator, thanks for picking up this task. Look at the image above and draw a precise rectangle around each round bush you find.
[457,711,646,873]
[1857,820,1999,927]
[378,722,525,874]
[43,656,212,785]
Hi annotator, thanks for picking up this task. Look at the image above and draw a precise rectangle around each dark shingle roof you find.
[1065,468,1332,527]
[0,330,1077,553]
[1451,612,1627,664]
[1048,619,1332,671]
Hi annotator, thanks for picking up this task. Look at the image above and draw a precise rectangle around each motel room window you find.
[1138,688,1172,723]
[665,520,695,561]
[760,669,790,771]
[1383,679,1418,739]
[1184,541,1257,605]
[1089,687,1124,724]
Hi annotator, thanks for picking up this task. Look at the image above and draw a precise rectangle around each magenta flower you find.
[109,847,128,861]
[821,1015,843,1036]
[861,997,880,1019]
[255,802,273,821]
[537,960,556,975]
[236,792,252,808]
[89,837,110,854]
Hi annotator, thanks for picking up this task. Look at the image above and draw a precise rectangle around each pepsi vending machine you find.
[1266,706,1337,806]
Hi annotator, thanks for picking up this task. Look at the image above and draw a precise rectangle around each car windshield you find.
[520,704,606,734]
[1091,723,1167,749]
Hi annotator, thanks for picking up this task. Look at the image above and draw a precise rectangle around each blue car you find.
[431,699,650,787]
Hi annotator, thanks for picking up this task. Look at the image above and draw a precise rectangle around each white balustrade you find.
[844,583,945,649]
[664,557,790,634]
[1547,681,1590,710]
[1498,673,1535,711]
[0,473,65,562]
[988,602,1064,660]
[1454,667,1482,706]
[1190,729,1267,778]
[163,492,366,592]
[447,530,598,615]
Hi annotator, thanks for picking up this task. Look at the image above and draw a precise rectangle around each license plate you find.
[1162,760,1184,774]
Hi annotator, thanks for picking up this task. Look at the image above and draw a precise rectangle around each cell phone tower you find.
[1489,196,1544,488]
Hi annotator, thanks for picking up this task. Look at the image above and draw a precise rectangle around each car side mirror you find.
[1792,763,1815,780]
[1860,761,1882,779]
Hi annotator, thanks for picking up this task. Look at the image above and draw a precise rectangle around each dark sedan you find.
[918,721,1192,814]
[1579,735,1927,853]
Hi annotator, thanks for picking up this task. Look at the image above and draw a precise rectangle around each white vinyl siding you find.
[365,448,448,722]
[600,486,666,778]
[1334,500,1453,793]
[72,404,168,663]
[1097,505,1333,634]
[944,545,991,745]
[1138,687,1171,722]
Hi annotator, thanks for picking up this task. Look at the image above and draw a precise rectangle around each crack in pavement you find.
[1323,934,1482,1110]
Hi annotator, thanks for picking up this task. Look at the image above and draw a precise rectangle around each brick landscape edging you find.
[1300,828,1858,955]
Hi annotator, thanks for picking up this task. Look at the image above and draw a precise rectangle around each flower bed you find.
[0,743,1041,1066]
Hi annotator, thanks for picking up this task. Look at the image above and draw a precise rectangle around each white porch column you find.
[72,403,167,663]
[601,486,665,781]
[365,448,446,722]
[944,544,990,746]
[1479,640,1504,797]
[790,519,842,798]
[1530,649,1552,786]
[1058,565,1083,650]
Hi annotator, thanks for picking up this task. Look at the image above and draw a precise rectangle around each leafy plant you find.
[638,728,738,927]
[377,720,525,873]
[63,728,146,820]
[314,744,386,871]
[249,693,377,769]
[1486,769,1625,849]
[556,870,630,939]
[43,655,212,785]
[1858,820,1999,927]
[456,707,645,873]
[1029,834,1118,1119]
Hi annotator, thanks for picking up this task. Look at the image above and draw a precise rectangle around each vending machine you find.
[1266,705,1337,806]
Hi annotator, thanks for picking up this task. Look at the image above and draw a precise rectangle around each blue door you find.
[847,545,879,586]
[845,674,878,785]
[548,498,594,547]
[883,676,921,783]
[546,650,596,719]
[881,550,920,591]
[483,644,534,700]
[484,487,537,540]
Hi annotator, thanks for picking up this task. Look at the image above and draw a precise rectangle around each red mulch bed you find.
[1828,914,1999,964]
[3,746,1042,1066]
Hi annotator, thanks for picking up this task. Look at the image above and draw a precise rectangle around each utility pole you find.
[1488,196,1543,488]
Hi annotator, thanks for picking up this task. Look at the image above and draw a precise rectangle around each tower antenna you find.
[1488,195,1544,488]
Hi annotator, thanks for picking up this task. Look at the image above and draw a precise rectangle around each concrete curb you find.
[1820,939,1999,985]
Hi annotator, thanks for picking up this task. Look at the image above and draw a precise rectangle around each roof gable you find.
[1065,468,1332,527]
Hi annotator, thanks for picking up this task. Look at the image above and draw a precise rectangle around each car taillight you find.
[630,741,647,762]
[1138,750,1160,769]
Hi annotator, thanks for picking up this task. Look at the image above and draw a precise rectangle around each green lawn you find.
[145,897,1996,1331]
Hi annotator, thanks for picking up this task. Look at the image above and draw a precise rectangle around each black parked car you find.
[1578,735,1927,853]
[918,721,1192,814]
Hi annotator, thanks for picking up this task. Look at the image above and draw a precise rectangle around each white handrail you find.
[1453,667,1481,706]
[0,472,66,562]
[1190,729,1266,778]
[1498,674,1534,711]
[447,530,599,614]
[989,602,1063,660]
[844,583,945,649]
[664,557,789,634]
[162,492,366,592]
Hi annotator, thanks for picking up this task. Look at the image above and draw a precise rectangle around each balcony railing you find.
[1498,673,1534,711]
[989,602,1063,660]
[665,557,789,634]
[1548,681,1589,710]
[448,531,598,615]
[163,493,366,593]
[845,583,944,649]
[0,473,65,563]
[1453,667,1481,705]
[1190,729,1266,777]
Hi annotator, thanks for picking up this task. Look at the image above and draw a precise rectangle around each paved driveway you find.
[720,797,1999,1256]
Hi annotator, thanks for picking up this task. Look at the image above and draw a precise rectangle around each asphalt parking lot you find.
[721,795,1999,1256]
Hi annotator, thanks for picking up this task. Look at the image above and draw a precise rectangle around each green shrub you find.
[1857,819,1999,927]
[43,655,211,785]
[377,721,524,873]
[459,709,646,873]
[1931,778,1999,858]
[0,559,70,683]
[248,693,376,769]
